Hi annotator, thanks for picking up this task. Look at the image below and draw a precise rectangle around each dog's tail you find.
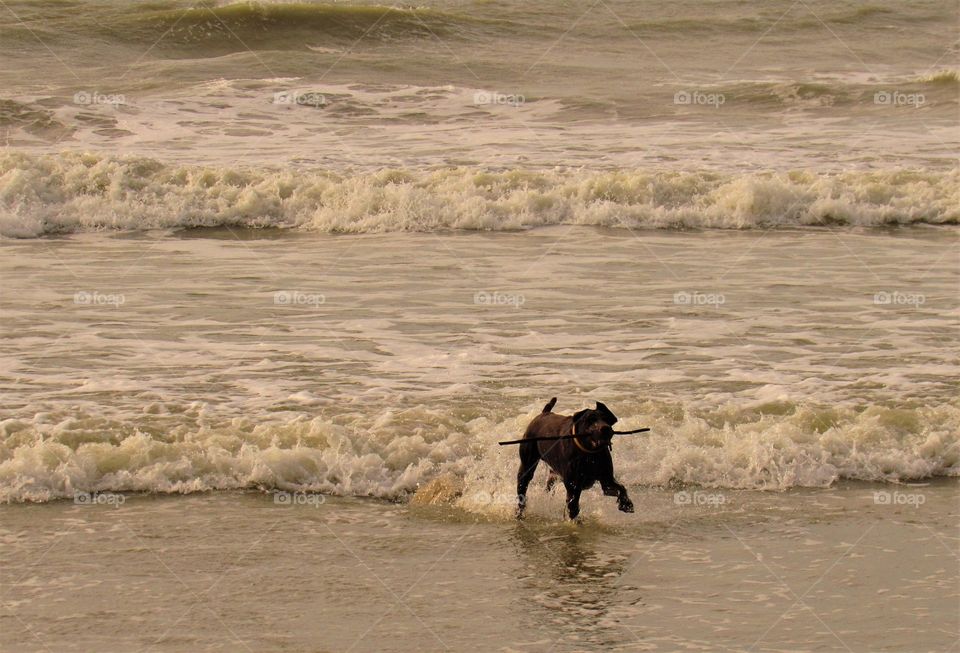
[542,397,557,414]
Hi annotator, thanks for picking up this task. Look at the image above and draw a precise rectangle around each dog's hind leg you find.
[516,442,540,519]
[545,470,559,493]
[564,481,582,520]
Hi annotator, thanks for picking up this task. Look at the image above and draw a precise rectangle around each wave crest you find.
[2,400,957,504]
[119,2,480,53]
[1,152,957,237]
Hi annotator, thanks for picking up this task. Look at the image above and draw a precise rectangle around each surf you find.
[2,152,957,238]
[2,399,957,504]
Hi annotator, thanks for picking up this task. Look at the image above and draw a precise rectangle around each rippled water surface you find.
[2,227,957,503]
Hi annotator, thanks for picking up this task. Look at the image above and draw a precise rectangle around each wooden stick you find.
[498,428,650,446]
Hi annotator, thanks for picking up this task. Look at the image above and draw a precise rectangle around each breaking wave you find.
[8,2,930,55]
[1,152,957,237]
[5,1,917,55]
[2,400,958,504]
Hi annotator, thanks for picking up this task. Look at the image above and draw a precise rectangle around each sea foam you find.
[2,400,957,505]
[1,152,957,237]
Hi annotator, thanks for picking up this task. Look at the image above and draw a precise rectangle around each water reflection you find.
[508,523,644,648]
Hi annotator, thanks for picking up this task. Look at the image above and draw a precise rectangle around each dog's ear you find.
[571,409,591,429]
[595,401,618,425]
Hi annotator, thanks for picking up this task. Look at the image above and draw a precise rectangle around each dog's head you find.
[571,401,619,451]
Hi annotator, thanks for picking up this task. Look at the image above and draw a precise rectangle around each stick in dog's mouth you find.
[497,427,649,446]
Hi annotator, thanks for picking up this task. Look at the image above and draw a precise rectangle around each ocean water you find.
[1,0,958,651]
[1,0,958,177]
[2,0,958,237]
[1,227,958,504]
[3,485,958,652]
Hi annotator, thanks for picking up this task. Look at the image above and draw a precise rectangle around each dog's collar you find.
[571,423,603,454]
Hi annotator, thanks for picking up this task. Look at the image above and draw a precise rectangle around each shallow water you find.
[2,481,957,652]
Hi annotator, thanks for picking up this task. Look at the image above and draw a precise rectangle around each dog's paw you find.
[618,500,635,513]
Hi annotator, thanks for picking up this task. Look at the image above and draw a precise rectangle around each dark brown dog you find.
[516,397,634,520]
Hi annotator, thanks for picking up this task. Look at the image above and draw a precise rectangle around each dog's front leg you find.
[564,482,582,520]
[602,479,634,513]
[599,455,634,513]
